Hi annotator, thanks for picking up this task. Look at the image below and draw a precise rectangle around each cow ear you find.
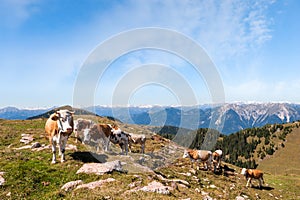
[51,114,59,121]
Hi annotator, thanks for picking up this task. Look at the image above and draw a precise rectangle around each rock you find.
[202,195,214,200]
[31,142,42,148]
[0,172,5,186]
[139,181,173,195]
[235,196,245,200]
[76,160,124,175]
[20,134,34,144]
[61,180,83,192]
[31,144,50,151]
[14,145,32,150]
[209,184,217,189]
[75,178,115,190]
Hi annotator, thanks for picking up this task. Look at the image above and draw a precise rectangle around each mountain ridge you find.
[1,103,300,134]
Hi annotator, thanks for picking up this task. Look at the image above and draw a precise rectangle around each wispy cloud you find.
[0,0,41,28]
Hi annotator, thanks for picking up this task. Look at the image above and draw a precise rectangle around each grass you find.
[0,118,299,199]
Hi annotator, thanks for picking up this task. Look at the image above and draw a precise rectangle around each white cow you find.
[45,110,74,164]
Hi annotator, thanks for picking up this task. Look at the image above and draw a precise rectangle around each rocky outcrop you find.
[76,178,115,190]
[130,180,173,195]
[76,160,124,175]
[61,180,83,192]
[61,178,115,191]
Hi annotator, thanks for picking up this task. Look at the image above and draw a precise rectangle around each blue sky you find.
[1,0,299,108]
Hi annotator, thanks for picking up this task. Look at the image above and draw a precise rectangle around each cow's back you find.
[99,124,112,137]
[45,114,58,138]
[197,150,212,161]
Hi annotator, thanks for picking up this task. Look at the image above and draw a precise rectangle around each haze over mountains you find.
[1,103,300,135]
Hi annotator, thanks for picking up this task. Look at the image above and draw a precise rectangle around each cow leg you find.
[124,141,128,155]
[128,142,132,153]
[51,139,57,164]
[60,136,68,163]
[105,138,110,151]
[246,178,251,187]
[58,131,62,156]
[141,143,145,154]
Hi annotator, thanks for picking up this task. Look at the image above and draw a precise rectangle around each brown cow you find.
[45,109,74,164]
[241,168,265,189]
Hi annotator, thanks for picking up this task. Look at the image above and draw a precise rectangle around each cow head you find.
[241,168,247,176]
[55,109,74,134]
[182,150,189,158]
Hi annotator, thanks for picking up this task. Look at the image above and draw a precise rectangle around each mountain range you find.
[1,103,300,134]
[89,103,300,134]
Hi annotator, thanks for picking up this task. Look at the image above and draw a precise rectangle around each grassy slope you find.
[258,123,300,175]
[0,119,299,199]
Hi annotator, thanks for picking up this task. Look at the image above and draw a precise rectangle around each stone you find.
[61,180,83,192]
[0,172,5,186]
[139,181,173,195]
[31,142,42,148]
[75,178,115,190]
[235,196,245,200]
[76,160,124,175]
[20,134,34,144]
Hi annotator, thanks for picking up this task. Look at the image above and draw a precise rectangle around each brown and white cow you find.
[45,109,74,164]
[212,149,223,173]
[74,118,94,143]
[126,132,146,154]
[241,168,265,189]
[182,149,212,170]
[80,123,129,155]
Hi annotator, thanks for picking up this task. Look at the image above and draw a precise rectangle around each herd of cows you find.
[44,109,265,189]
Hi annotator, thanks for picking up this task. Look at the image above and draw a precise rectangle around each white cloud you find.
[0,0,40,28]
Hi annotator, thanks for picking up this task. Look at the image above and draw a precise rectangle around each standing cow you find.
[45,109,74,164]
[183,149,212,170]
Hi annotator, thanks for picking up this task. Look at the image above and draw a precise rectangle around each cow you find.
[241,168,265,189]
[74,118,95,143]
[212,149,223,173]
[126,132,146,154]
[109,127,129,155]
[45,109,74,164]
[80,123,129,155]
[182,149,212,170]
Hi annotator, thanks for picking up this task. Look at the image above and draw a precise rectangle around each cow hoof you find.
[61,160,65,163]
[51,161,56,164]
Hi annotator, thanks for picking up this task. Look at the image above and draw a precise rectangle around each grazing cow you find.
[126,132,146,154]
[80,123,129,155]
[109,128,129,155]
[45,109,74,164]
[74,118,95,143]
[212,149,223,173]
[81,123,112,151]
[182,149,212,170]
[241,168,265,189]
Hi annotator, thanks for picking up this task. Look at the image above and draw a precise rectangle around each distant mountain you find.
[92,103,300,134]
[3,103,300,135]
[0,107,52,120]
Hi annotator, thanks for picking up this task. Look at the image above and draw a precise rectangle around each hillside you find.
[0,112,299,199]
[258,122,300,175]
